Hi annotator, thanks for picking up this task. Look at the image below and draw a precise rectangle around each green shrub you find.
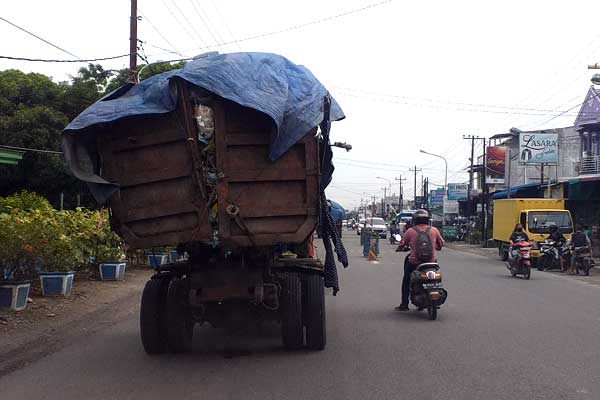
[0,192,124,278]
[0,191,53,214]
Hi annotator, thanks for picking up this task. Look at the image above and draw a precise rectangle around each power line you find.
[0,54,130,63]
[168,0,211,49]
[151,0,392,57]
[159,0,204,48]
[331,85,578,113]
[209,0,243,51]
[0,16,80,59]
[189,0,224,52]
[138,8,185,58]
[333,89,581,116]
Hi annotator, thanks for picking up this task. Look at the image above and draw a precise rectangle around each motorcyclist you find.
[394,209,444,311]
[509,223,529,260]
[546,223,566,271]
[568,224,592,275]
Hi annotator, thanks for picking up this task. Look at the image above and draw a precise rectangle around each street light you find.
[419,150,448,190]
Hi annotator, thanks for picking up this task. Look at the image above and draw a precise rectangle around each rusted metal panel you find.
[98,83,320,249]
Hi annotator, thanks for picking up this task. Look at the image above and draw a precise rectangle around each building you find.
[574,86,600,175]
[488,126,580,189]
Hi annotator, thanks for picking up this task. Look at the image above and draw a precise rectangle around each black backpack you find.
[414,226,434,262]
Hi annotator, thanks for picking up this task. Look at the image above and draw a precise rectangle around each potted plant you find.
[0,260,34,311]
[97,241,126,281]
[35,210,78,296]
[0,212,36,310]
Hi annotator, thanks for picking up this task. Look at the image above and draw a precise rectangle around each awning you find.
[492,182,547,200]
[0,148,25,165]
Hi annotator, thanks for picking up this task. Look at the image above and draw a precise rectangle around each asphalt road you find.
[1,232,600,400]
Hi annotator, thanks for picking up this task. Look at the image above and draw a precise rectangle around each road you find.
[1,232,600,400]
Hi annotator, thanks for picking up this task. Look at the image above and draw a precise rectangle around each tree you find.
[0,61,186,207]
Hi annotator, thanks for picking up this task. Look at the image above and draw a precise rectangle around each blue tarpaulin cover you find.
[329,200,346,223]
[64,52,345,159]
[62,52,344,204]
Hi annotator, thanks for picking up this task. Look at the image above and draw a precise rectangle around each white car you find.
[365,217,387,239]
[356,218,367,235]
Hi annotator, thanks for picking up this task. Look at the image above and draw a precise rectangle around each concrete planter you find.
[0,281,31,311]
[99,262,127,281]
[39,271,75,296]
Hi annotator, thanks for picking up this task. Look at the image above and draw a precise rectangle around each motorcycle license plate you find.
[423,282,442,289]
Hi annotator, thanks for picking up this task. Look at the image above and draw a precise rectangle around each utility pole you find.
[481,138,487,245]
[129,0,138,83]
[381,186,387,218]
[463,135,487,243]
[395,175,406,210]
[409,165,422,208]
[424,177,429,210]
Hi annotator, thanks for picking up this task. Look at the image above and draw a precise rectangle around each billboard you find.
[486,146,506,184]
[519,133,558,164]
[448,183,468,200]
[443,199,459,214]
[429,189,446,207]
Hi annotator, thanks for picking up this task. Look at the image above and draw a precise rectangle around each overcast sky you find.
[1,0,599,208]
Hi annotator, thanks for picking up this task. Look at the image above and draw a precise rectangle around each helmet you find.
[548,223,558,232]
[412,209,430,225]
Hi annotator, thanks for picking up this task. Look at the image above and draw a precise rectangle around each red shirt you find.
[399,224,445,264]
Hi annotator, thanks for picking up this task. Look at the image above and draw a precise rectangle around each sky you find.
[1,0,599,209]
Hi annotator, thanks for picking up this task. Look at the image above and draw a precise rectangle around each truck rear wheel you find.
[303,274,326,351]
[281,274,303,350]
[140,279,168,355]
[166,278,194,353]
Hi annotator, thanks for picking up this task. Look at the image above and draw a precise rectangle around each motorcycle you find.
[389,227,401,244]
[396,246,448,320]
[573,246,594,276]
[538,240,562,271]
[410,262,448,320]
[506,240,532,279]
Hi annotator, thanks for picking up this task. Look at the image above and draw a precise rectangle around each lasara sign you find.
[519,133,558,164]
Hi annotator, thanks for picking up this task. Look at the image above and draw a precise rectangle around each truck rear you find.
[493,198,573,261]
[62,53,347,353]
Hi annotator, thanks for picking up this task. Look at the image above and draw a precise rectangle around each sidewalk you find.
[445,241,499,258]
[446,241,600,287]
[0,267,151,377]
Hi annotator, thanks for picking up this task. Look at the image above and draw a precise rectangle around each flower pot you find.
[169,250,179,262]
[99,262,127,281]
[39,271,75,296]
[0,281,31,311]
[147,254,167,268]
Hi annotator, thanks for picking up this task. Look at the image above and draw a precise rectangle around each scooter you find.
[410,263,447,320]
[538,239,562,271]
[573,246,594,276]
[396,246,448,320]
[506,240,532,279]
[389,231,401,244]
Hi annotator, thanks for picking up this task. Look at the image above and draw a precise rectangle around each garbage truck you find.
[62,53,348,353]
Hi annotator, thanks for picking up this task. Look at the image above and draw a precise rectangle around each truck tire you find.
[303,274,326,351]
[140,279,168,355]
[281,274,303,350]
[166,278,194,353]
